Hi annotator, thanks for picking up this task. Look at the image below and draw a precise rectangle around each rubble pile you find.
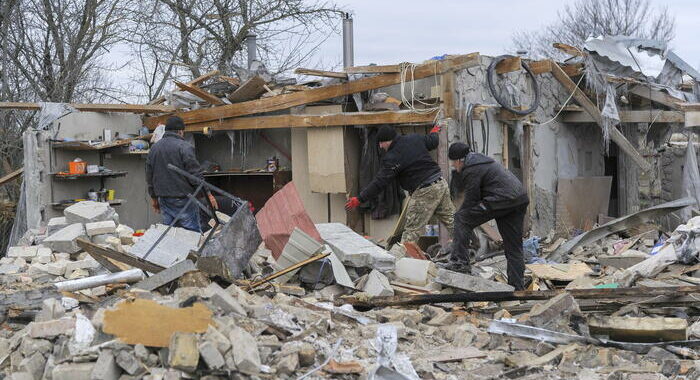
[3,200,700,379]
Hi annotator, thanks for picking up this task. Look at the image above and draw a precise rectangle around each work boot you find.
[437,261,471,274]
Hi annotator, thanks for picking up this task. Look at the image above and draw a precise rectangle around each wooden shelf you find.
[51,171,127,180]
[50,199,125,209]
[203,171,279,177]
[52,135,151,151]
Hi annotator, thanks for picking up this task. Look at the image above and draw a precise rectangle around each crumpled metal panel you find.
[255,182,322,260]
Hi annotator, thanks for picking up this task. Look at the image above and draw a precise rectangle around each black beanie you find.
[376,125,397,142]
[448,142,470,160]
[165,116,185,131]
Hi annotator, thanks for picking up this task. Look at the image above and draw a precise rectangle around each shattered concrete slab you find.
[435,268,514,292]
[362,270,394,296]
[64,201,117,224]
[394,258,435,286]
[272,228,323,284]
[130,224,200,268]
[317,223,395,272]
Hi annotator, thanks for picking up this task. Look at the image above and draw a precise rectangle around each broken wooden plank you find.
[526,262,593,282]
[76,238,166,273]
[344,64,402,74]
[0,167,23,187]
[144,53,480,127]
[685,111,700,128]
[588,316,687,342]
[495,56,522,74]
[247,251,330,290]
[226,75,268,103]
[628,85,686,110]
[218,75,241,86]
[0,102,175,114]
[335,285,700,309]
[175,81,225,105]
[149,70,220,105]
[529,60,552,75]
[550,62,652,171]
[553,43,584,56]
[183,109,438,132]
[295,68,348,79]
[562,110,685,124]
[103,298,212,347]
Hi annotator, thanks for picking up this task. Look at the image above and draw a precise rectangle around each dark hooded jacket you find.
[453,152,528,212]
[146,131,204,198]
[359,132,442,202]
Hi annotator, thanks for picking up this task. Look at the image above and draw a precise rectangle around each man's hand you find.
[345,196,360,210]
[430,124,441,134]
[208,193,219,209]
[151,198,160,213]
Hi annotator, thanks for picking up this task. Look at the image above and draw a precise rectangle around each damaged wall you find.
[194,129,291,171]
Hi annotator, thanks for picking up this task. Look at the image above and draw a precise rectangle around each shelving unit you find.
[50,171,128,180]
[50,199,125,210]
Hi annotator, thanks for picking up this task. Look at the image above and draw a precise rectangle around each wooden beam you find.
[495,57,522,74]
[562,110,685,124]
[144,53,480,128]
[561,63,584,76]
[218,75,240,86]
[174,81,225,105]
[294,68,348,79]
[677,103,700,112]
[550,62,652,171]
[553,43,584,56]
[247,251,330,289]
[76,238,166,273]
[344,64,402,74]
[0,168,23,187]
[439,71,455,247]
[0,102,175,114]
[628,85,685,110]
[148,70,220,105]
[227,75,267,103]
[183,110,438,132]
[529,60,552,75]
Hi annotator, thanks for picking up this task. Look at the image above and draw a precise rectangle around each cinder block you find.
[85,220,117,237]
[42,224,87,254]
[362,270,394,297]
[64,201,116,224]
[52,362,95,380]
[394,258,435,286]
[7,246,38,258]
[168,332,199,372]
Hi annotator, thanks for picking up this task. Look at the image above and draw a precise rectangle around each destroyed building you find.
[2,32,700,379]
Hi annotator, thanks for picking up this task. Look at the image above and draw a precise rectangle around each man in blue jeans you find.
[146,116,217,232]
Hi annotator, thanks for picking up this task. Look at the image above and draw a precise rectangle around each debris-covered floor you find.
[3,188,700,380]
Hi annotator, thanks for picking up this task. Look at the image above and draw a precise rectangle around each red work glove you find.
[345,196,360,210]
[430,124,441,134]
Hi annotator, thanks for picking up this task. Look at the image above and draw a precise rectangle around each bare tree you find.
[128,0,343,102]
[512,0,675,59]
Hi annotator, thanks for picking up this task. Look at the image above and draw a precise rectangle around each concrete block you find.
[198,341,225,370]
[52,362,95,380]
[276,353,299,375]
[47,217,68,235]
[134,260,197,291]
[19,351,46,380]
[527,293,582,333]
[10,373,33,380]
[27,318,75,339]
[35,298,65,322]
[229,326,261,373]
[7,246,39,258]
[33,247,53,264]
[64,258,101,277]
[115,350,146,376]
[91,349,121,380]
[42,223,87,254]
[435,268,514,292]
[168,332,199,372]
[54,252,70,261]
[91,233,118,246]
[394,258,435,286]
[85,220,117,237]
[206,282,245,316]
[362,270,394,297]
[598,251,649,269]
[28,263,49,275]
[46,260,69,276]
[316,223,395,272]
[588,316,687,342]
[64,201,116,224]
[203,326,231,355]
[0,263,22,275]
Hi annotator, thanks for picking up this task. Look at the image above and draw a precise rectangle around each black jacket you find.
[453,152,528,211]
[359,132,442,202]
[146,132,204,198]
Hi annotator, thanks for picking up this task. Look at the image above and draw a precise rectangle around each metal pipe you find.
[55,269,145,292]
[342,13,354,68]
[246,33,257,69]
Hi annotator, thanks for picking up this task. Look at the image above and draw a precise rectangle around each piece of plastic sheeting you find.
[681,140,700,221]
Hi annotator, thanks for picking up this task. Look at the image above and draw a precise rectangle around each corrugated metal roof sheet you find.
[255,182,322,260]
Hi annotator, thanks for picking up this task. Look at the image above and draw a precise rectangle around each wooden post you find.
[502,124,509,169]
[521,122,533,233]
[439,71,456,245]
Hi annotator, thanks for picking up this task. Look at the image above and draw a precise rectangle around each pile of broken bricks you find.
[3,193,700,379]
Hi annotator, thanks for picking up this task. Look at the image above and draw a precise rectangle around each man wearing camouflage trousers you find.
[346,125,454,243]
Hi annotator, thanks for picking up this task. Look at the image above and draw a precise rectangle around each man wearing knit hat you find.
[146,116,217,232]
[346,125,454,243]
[447,141,529,290]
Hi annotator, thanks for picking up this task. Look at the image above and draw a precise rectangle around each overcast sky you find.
[315,0,700,69]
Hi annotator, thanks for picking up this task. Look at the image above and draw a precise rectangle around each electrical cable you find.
[487,55,541,115]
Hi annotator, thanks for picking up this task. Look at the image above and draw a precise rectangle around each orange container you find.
[68,161,87,174]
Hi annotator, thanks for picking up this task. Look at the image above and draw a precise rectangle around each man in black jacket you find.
[146,116,217,232]
[447,142,529,290]
[346,125,454,243]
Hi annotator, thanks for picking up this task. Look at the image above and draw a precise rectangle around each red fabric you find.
[430,124,440,134]
[345,196,360,210]
[255,182,322,260]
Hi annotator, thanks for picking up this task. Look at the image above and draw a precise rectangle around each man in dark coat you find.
[146,116,217,232]
[447,142,529,290]
[346,125,454,243]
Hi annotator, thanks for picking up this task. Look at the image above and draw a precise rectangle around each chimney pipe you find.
[246,33,257,69]
[342,13,354,68]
